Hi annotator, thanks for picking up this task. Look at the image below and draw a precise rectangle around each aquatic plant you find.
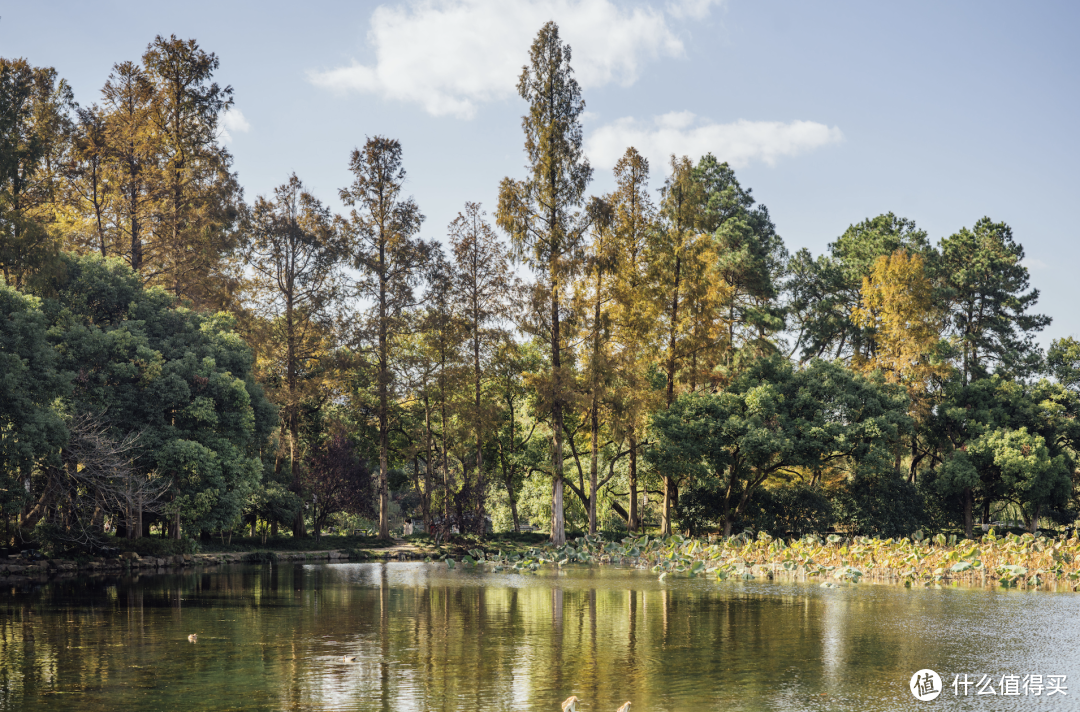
[453,530,1080,591]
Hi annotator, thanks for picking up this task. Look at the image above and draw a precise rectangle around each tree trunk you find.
[963,487,973,539]
[627,429,639,532]
[661,254,681,536]
[378,256,391,539]
[1028,503,1041,534]
[550,279,566,545]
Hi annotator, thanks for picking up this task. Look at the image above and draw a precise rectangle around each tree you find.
[304,425,375,541]
[650,154,707,534]
[417,247,465,532]
[63,105,114,258]
[851,250,951,411]
[933,375,1075,536]
[450,202,513,532]
[940,217,1049,383]
[100,60,159,276]
[607,147,659,531]
[787,213,932,364]
[0,282,69,523]
[142,35,241,308]
[341,136,431,539]
[243,174,344,535]
[0,59,74,287]
[496,21,592,545]
[649,357,909,536]
[31,253,276,539]
[696,156,787,377]
[489,340,542,532]
[575,196,615,534]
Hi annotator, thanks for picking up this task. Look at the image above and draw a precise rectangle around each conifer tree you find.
[608,147,658,531]
[142,35,240,309]
[100,61,158,276]
[0,59,74,287]
[244,174,344,535]
[450,202,513,532]
[341,137,431,539]
[497,21,592,545]
[940,218,1049,383]
[651,155,703,534]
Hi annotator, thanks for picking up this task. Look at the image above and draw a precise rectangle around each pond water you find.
[0,562,1077,711]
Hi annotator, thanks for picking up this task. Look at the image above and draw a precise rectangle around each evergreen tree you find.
[940,217,1049,383]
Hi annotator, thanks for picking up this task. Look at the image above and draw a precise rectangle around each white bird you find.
[616,703,631,712]
[341,655,356,663]
[187,634,198,643]
[561,696,581,712]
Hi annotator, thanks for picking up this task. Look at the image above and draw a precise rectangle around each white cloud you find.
[585,112,844,171]
[308,0,685,119]
[665,0,724,20]
[220,107,251,143]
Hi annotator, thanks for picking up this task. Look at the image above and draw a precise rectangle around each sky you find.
[3,0,1078,345]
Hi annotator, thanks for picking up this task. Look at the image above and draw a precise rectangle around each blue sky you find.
[4,1,1078,345]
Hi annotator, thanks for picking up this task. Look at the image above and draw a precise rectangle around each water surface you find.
[1,562,1076,710]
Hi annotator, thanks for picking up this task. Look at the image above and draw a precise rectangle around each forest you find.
[2,23,1078,554]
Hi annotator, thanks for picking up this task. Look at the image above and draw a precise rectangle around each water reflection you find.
[0,563,1077,711]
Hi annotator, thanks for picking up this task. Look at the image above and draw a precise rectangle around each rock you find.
[183,553,192,563]
[119,551,139,560]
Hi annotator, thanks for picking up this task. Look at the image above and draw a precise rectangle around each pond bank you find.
[0,540,441,584]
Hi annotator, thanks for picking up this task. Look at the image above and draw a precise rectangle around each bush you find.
[680,483,834,538]
[833,470,930,538]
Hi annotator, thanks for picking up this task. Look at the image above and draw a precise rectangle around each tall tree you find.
[787,213,932,364]
[576,197,615,534]
[450,202,513,532]
[341,136,430,539]
[142,35,240,308]
[63,105,114,257]
[100,60,159,277]
[419,247,464,531]
[851,250,950,410]
[607,147,658,531]
[244,174,344,535]
[0,59,74,287]
[650,154,704,534]
[496,21,592,545]
[695,155,786,378]
[940,217,1049,383]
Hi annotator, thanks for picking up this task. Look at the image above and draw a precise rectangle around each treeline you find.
[2,25,1078,552]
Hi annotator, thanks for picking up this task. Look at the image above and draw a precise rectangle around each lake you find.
[1,562,1076,711]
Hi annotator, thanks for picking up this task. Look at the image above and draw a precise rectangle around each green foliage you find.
[833,470,929,538]
[0,282,69,513]
[34,252,276,535]
[650,356,910,535]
